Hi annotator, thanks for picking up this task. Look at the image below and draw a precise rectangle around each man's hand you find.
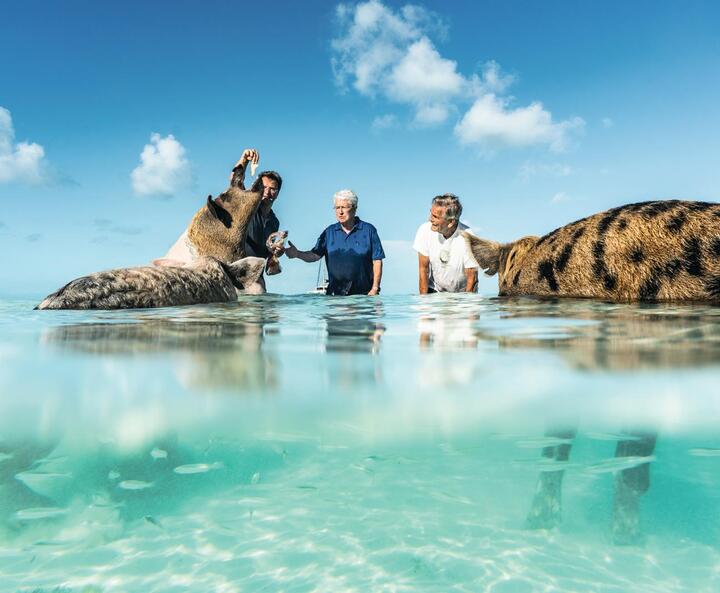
[229,148,260,184]
[270,243,286,257]
[285,240,299,259]
[368,287,380,296]
[239,148,259,168]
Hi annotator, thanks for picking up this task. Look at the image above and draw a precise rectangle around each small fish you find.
[16,471,72,481]
[108,470,120,480]
[516,437,574,449]
[118,480,154,490]
[251,472,260,484]
[585,456,656,475]
[432,491,473,505]
[173,462,224,475]
[144,515,163,528]
[15,507,68,520]
[350,463,374,475]
[512,458,579,472]
[150,447,168,460]
[34,454,69,465]
[586,432,642,442]
[688,448,720,457]
[31,540,69,547]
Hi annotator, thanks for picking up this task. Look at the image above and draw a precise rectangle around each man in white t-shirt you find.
[413,193,479,293]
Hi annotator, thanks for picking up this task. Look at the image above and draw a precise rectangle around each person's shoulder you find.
[416,221,432,234]
[457,221,475,235]
[358,219,380,233]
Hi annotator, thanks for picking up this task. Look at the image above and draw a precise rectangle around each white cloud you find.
[331,1,583,151]
[0,107,49,184]
[413,103,451,127]
[550,192,571,204]
[454,94,585,152]
[332,1,461,125]
[131,133,192,197]
[371,114,398,131]
[477,60,515,94]
[387,38,465,103]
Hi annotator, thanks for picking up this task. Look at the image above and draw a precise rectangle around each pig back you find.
[509,200,720,302]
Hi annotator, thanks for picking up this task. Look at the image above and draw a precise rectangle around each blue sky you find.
[1,0,719,296]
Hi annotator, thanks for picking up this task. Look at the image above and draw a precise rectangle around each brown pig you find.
[156,185,263,267]
[465,200,720,302]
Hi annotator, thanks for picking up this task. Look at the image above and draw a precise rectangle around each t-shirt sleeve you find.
[412,224,428,256]
[370,226,385,260]
[311,229,327,257]
[462,229,480,269]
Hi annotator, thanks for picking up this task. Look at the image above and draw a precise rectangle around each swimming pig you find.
[156,184,263,267]
[465,200,720,302]
[35,256,265,310]
[36,179,267,310]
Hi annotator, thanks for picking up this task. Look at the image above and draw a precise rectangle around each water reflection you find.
[40,301,281,393]
[482,298,720,370]
[412,295,485,391]
[322,298,386,388]
[323,299,385,354]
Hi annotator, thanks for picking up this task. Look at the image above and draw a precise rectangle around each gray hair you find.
[432,193,462,221]
[333,189,358,209]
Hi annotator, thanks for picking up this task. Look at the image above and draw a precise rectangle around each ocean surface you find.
[0,293,719,593]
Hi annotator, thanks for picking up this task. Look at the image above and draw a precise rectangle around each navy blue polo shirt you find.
[311,218,385,295]
[244,209,280,258]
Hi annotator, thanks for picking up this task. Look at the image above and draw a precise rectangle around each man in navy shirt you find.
[229,148,284,285]
[286,189,385,295]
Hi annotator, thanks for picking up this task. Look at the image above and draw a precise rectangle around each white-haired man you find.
[286,189,385,295]
[413,193,478,293]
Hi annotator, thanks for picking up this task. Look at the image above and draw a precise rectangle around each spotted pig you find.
[464,200,720,302]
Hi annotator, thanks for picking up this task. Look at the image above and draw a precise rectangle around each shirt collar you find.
[438,222,463,241]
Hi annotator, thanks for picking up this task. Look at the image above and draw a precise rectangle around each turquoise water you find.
[1,294,719,592]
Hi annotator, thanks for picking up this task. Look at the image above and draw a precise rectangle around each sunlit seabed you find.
[0,294,719,592]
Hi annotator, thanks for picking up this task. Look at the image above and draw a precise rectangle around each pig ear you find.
[206,195,220,218]
[463,232,500,276]
[206,194,232,228]
[224,257,265,288]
